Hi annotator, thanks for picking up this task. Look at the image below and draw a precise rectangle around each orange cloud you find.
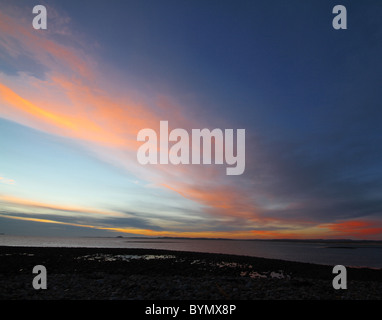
[0,6,272,233]
[0,7,150,150]
[162,182,262,220]
[0,81,140,149]
[251,230,302,239]
[321,220,382,238]
[0,195,126,218]
[0,213,111,232]
[0,8,256,227]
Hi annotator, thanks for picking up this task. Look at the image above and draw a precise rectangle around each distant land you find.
[116,236,382,243]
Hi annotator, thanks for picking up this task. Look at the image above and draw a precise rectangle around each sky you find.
[1,0,382,239]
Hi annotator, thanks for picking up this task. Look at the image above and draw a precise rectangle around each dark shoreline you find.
[1,246,381,300]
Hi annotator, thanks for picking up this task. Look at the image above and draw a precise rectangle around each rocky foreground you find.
[1,246,381,300]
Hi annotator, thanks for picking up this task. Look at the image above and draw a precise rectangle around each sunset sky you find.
[1,0,382,239]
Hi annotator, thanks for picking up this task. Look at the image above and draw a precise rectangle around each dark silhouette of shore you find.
[1,246,381,300]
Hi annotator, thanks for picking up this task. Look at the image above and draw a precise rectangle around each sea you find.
[1,235,382,269]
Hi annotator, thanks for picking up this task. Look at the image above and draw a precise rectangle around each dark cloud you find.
[244,127,382,224]
[0,216,114,237]
[0,209,163,233]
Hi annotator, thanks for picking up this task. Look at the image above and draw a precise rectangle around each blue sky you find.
[0,0,382,239]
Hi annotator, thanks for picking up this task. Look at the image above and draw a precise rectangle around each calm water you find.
[1,235,382,269]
